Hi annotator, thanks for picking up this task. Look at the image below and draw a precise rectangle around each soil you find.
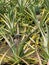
[0,43,13,56]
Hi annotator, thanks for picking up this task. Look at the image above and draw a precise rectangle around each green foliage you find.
[0,0,49,65]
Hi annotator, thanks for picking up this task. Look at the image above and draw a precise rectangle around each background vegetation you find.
[0,0,49,65]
